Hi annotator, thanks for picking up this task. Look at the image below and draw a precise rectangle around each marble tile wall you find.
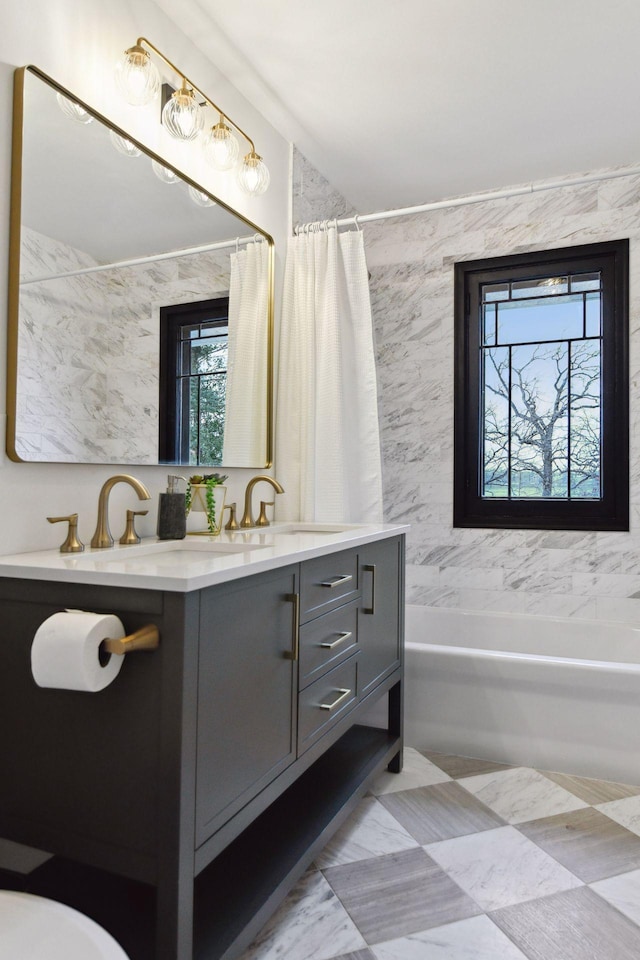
[17,227,230,463]
[290,153,640,622]
[292,146,357,227]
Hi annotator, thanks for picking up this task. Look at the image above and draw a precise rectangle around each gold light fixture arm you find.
[136,37,257,154]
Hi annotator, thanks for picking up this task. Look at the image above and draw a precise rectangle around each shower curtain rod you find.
[297,165,640,232]
[22,234,261,286]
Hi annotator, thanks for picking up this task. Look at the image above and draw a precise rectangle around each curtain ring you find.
[353,214,361,231]
[235,237,240,253]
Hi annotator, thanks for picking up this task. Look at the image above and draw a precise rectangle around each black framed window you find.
[159,298,229,466]
[454,240,629,530]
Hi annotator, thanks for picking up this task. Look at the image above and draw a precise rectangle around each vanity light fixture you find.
[56,93,93,125]
[187,184,216,207]
[151,159,180,184]
[116,37,270,196]
[109,130,142,157]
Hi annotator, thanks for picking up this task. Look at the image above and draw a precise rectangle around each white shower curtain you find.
[276,225,383,523]
[222,241,269,466]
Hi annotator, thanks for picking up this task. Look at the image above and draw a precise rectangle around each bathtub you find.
[404,605,640,784]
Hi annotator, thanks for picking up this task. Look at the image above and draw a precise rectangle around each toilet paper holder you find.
[101,624,160,656]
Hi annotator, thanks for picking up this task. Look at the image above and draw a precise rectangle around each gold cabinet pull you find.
[319,631,352,650]
[102,623,159,656]
[363,563,376,615]
[284,593,300,661]
[320,574,353,588]
[319,688,351,712]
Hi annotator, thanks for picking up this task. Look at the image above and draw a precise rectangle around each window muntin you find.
[454,240,628,530]
[479,271,602,502]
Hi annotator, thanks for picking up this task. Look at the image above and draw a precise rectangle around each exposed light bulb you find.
[237,152,270,196]
[203,117,239,171]
[188,185,216,207]
[115,44,161,106]
[109,130,141,157]
[56,93,93,125]
[151,159,181,184]
[162,85,204,142]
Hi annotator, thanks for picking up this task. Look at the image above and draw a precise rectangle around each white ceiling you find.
[156,0,640,214]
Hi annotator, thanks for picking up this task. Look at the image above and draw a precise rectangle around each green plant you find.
[186,474,228,533]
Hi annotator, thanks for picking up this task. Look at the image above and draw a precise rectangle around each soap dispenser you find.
[157,475,187,540]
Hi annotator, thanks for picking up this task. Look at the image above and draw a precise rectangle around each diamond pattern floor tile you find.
[323,847,481,943]
[490,886,640,960]
[237,751,640,960]
[378,781,505,844]
[518,807,640,883]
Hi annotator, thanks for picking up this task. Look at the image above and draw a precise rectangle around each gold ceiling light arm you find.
[135,36,257,154]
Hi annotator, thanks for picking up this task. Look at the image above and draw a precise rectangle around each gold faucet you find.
[91,474,151,549]
[240,475,284,528]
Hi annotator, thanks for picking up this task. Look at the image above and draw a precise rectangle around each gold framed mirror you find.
[7,65,274,468]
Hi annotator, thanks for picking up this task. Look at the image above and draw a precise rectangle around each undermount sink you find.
[64,538,269,566]
[264,524,358,535]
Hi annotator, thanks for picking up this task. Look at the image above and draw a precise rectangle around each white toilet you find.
[0,891,129,959]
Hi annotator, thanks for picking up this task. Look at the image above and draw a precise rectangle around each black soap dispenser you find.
[157,475,187,540]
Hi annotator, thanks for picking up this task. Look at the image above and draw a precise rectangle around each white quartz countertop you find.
[0,523,408,593]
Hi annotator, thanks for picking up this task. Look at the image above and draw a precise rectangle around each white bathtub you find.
[405,605,640,784]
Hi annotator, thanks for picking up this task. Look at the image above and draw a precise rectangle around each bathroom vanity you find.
[0,524,405,960]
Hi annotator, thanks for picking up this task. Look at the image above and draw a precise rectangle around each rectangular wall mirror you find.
[7,65,274,468]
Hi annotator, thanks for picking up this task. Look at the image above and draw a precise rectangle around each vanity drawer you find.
[298,656,358,754]
[300,548,359,621]
[299,600,358,688]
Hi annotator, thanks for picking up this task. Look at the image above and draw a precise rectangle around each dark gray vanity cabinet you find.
[358,536,402,696]
[195,565,298,845]
[0,533,404,960]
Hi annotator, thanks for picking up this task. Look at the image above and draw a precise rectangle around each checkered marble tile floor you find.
[238,748,640,960]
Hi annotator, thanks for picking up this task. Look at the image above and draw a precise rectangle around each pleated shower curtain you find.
[276,225,383,522]
[222,241,269,466]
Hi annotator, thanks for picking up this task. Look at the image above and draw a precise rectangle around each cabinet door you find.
[196,565,298,845]
[358,536,403,697]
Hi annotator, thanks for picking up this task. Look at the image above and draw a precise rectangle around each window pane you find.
[198,374,226,465]
[190,338,227,374]
[510,343,569,499]
[570,340,601,498]
[585,292,601,337]
[483,282,509,302]
[511,276,568,298]
[188,377,199,464]
[570,272,600,293]
[482,303,496,345]
[497,294,583,345]
[481,346,510,497]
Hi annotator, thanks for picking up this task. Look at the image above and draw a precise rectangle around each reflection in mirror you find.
[8,66,273,468]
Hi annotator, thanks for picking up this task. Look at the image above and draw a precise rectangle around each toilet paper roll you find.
[31,610,126,692]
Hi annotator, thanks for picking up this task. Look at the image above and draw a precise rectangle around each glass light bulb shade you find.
[188,185,216,207]
[115,46,160,106]
[203,122,240,171]
[109,130,141,157]
[56,93,94,125]
[162,88,204,142]
[151,159,181,184]
[237,153,270,196]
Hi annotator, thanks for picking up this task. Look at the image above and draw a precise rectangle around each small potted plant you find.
[186,474,228,535]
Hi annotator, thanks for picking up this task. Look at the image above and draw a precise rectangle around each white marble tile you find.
[315,796,419,868]
[597,796,640,835]
[370,748,451,796]
[238,868,366,960]
[458,767,589,824]
[591,868,640,926]
[371,914,529,960]
[425,825,583,911]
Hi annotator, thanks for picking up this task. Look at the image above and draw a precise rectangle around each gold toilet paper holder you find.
[101,624,160,656]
